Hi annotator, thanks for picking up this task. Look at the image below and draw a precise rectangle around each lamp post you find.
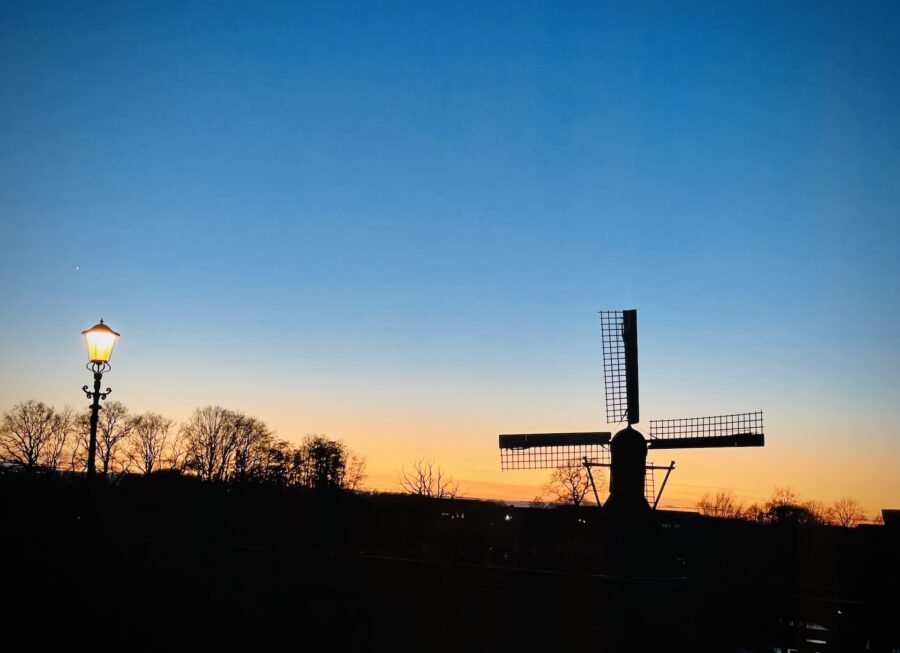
[81,319,120,479]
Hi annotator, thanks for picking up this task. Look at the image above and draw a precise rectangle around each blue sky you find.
[1,1,898,506]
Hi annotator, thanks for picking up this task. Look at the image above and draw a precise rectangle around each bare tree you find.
[769,486,799,507]
[230,415,273,482]
[43,407,74,472]
[343,451,367,490]
[696,489,745,518]
[68,415,88,473]
[165,426,190,472]
[182,406,240,481]
[108,448,135,483]
[94,401,132,476]
[258,438,293,485]
[749,487,827,526]
[0,400,70,470]
[129,412,174,475]
[298,434,349,490]
[398,458,461,499]
[803,499,830,524]
[829,497,866,528]
[542,462,596,506]
[241,433,366,490]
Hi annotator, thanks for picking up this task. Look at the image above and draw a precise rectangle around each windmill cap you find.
[611,426,647,456]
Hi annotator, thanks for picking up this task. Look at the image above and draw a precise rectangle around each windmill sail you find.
[600,309,639,425]
[498,432,611,470]
[648,411,764,449]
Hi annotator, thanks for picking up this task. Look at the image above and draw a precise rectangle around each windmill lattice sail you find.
[499,432,610,470]
[648,411,764,449]
[600,310,639,425]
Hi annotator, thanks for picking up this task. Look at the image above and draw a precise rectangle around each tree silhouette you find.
[231,415,273,482]
[542,462,597,506]
[696,489,745,518]
[747,487,828,526]
[305,435,343,490]
[166,426,190,472]
[398,458,461,499]
[294,434,366,491]
[93,401,132,476]
[44,407,74,472]
[343,451,367,490]
[129,412,174,475]
[182,406,241,481]
[803,499,830,525]
[829,497,866,527]
[0,400,72,471]
[259,438,293,485]
[176,415,368,490]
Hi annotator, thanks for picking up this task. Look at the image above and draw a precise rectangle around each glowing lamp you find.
[82,319,120,364]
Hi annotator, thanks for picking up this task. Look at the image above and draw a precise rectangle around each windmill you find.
[498,309,764,515]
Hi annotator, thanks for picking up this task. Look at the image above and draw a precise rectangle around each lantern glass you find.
[82,320,120,364]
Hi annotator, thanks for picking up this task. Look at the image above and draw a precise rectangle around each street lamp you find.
[81,319,120,479]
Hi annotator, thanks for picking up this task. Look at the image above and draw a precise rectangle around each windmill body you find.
[605,426,649,516]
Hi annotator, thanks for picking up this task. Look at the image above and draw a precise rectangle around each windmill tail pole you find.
[583,457,602,507]
[652,461,676,510]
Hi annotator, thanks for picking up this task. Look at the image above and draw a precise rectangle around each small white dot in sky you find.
[75,266,80,271]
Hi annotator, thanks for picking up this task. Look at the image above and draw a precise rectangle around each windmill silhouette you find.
[499,309,764,521]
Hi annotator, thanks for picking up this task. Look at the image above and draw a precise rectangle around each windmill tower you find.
[499,309,764,519]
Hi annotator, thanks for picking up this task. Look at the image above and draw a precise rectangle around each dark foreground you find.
[1,474,897,652]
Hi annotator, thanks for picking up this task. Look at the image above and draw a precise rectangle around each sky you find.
[1,1,898,514]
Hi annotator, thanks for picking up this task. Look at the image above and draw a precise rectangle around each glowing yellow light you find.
[82,319,120,364]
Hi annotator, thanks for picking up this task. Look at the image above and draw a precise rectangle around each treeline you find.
[0,400,365,490]
[696,487,879,528]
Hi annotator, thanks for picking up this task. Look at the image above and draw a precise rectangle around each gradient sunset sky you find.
[1,1,898,513]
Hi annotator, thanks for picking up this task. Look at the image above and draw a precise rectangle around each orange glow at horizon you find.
[3,329,898,520]
[248,409,899,519]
